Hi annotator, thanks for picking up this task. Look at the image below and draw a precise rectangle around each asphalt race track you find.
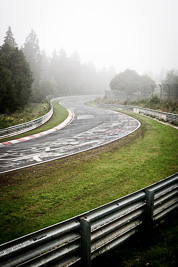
[0,96,140,173]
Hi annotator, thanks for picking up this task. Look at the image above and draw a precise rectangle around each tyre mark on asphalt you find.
[0,115,140,173]
[0,96,141,173]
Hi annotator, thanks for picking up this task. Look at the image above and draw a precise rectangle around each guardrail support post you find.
[140,189,155,238]
[79,217,91,267]
[145,189,154,224]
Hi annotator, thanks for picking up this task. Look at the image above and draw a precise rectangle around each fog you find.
[0,0,178,77]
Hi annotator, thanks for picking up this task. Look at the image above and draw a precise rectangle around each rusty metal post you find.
[79,217,91,267]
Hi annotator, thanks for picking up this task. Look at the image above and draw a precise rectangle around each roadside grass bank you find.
[0,101,69,143]
[0,112,177,244]
[0,102,50,129]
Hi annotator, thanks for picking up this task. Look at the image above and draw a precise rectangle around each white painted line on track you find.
[33,156,42,162]
[77,115,94,120]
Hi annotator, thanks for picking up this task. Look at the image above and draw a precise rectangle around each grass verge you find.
[0,101,69,143]
[0,102,50,128]
[0,111,177,245]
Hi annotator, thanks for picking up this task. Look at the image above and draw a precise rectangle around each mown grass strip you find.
[0,101,69,142]
[0,111,177,244]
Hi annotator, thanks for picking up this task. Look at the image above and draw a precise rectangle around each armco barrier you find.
[0,173,177,267]
[94,103,178,125]
[0,100,55,140]
[133,107,178,125]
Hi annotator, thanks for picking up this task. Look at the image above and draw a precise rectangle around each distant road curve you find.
[0,95,141,173]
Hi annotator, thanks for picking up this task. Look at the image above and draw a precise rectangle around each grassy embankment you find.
[0,101,69,143]
[128,96,178,114]
[0,108,177,246]
[0,102,50,128]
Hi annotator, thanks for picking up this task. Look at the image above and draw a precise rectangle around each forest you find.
[0,27,115,113]
[110,69,178,102]
[0,27,177,115]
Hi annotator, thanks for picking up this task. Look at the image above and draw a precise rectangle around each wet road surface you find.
[0,96,140,173]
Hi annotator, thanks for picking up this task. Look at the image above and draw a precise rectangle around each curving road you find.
[0,96,140,173]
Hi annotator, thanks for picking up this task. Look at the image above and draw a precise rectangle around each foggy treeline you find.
[40,48,116,99]
[0,27,33,113]
[1,27,177,114]
[29,30,116,101]
[0,27,116,114]
[109,68,178,103]
[110,69,155,97]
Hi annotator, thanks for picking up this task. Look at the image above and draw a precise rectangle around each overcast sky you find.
[0,0,178,75]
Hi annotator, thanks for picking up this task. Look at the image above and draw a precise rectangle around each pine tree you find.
[4,26,17,47]
[23,30,42,102]
[0,27,33,113]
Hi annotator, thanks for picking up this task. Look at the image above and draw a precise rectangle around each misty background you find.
[1,0,178,76]
[0,0,178,113]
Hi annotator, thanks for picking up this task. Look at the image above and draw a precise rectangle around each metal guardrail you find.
[94,103,178,125]
[0,101,54,140]
[2,100,177,141]
[133,107,178,125]
[0,173,177,267]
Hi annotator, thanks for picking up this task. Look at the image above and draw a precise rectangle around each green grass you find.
[0,111,177,244]
[128,96,178,114]
[0,102,50,129]
[0,101,69,142]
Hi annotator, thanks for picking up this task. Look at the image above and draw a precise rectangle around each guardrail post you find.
[79,217,91,267]
[145,189,154,225]
[140,189,155,239]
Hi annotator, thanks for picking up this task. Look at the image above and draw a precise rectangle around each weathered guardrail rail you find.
[94,103,178,125]
[0,99,56,140]
[0,173,177,267]
[133,107,178,125]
